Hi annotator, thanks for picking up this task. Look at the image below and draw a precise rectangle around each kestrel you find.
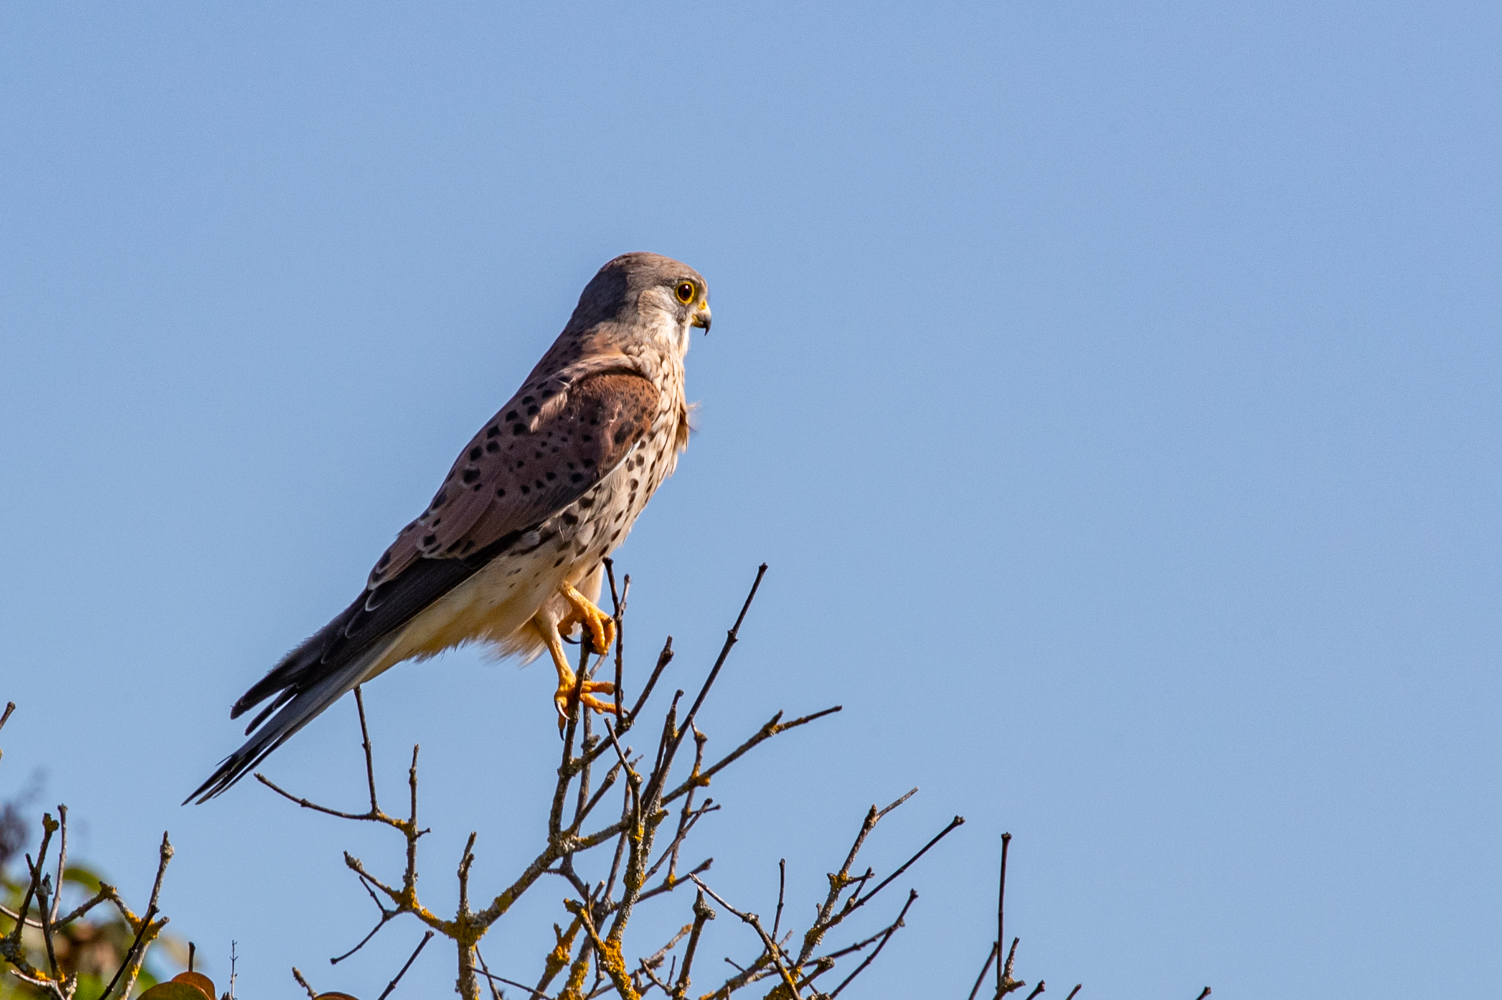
[189,252,709,802]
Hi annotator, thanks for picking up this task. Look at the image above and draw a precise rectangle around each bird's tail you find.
[185,637,397,804]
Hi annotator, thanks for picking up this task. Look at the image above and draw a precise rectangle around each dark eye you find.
[675,282,696,304]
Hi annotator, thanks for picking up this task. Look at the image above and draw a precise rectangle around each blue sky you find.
[2,3,1499,997]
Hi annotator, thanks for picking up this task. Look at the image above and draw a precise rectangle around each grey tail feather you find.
[185,642,391,804]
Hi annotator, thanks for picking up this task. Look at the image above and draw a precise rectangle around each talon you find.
[558,582,616,655]
[553,671,618,730]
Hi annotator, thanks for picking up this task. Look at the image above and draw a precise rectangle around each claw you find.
[535,580,621,732]
[553,672,617,731]
[557,582,616,655]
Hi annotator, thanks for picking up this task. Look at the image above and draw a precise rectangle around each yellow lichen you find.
[595,938,639,1000]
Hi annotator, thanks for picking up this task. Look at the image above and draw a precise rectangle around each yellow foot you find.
[557,581,617,655]
[532,581,620,730]
[553,668,617,725]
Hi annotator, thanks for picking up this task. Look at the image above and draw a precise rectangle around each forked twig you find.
[690,876,802,1000]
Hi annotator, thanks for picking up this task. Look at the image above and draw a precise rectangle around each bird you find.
[188,252,710,803]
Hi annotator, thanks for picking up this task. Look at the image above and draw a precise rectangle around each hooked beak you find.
[691,303,712,334]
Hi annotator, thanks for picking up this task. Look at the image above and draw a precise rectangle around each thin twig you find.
[0,905,43,929]
[625,637,675,728]
[772,858,787,944]
[475,969,549,999]
[52,886,112,928]
[998,832,1012,998]
[255,773,393,825]
[355,686,380,813]
[605,559,628,726]
[849,814,964,910]
[673,891,714,997]
[6,815,52,952]
[330,907,397,965]
[662,565,766,776]
[50,805,67,926]
[29,855,57,979]
[689,875,801,1000]
[291,967,319,999]
[1000,937,1023,996]
[660,706,842,808]
[97,903,156,1000]
[878,787,919,818]
[827,889,919,998]
[1065,986,1082,1000]
[375,930,434,1000]
[968,941,999,1000]
[472,946,505,1000]
[1023,982,1046,1000]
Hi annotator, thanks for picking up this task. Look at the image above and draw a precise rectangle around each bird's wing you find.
[368,355,656,585]
[225,366,660,725]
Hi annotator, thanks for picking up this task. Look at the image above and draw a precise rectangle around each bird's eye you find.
[675,282,696,304]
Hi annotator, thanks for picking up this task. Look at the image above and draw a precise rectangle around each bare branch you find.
[674,891,714,997]
[355,686,380,813]
[772,858,787,944]
[999,937,1024,996]
[376,930,434,1000]
[4,814,51,953]
[689,875,802,1000]
[0,905,42,929]
[639,920,692,975]
[97,902,156,1000]
[645,565,766,806]
[330,908,398,965]
[998,832,1012,999]
[624,636,674,731]
[256,772,393,824]
[52,886,113,928]
[968,941,999,1000]
[472,946,505,1000]
[27,850,57,978]
[827,889,918,998]
[848,814,963,912]
[878,787,919,818]
[605,558,629,727]
[660,706,842,809]
[476,968,549,999]
[50,805,67,926]
[291,966,319,999]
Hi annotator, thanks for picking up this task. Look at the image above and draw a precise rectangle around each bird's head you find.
[572,252,710,357]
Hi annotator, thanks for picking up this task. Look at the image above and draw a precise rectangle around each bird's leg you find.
[533,598,615,727]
